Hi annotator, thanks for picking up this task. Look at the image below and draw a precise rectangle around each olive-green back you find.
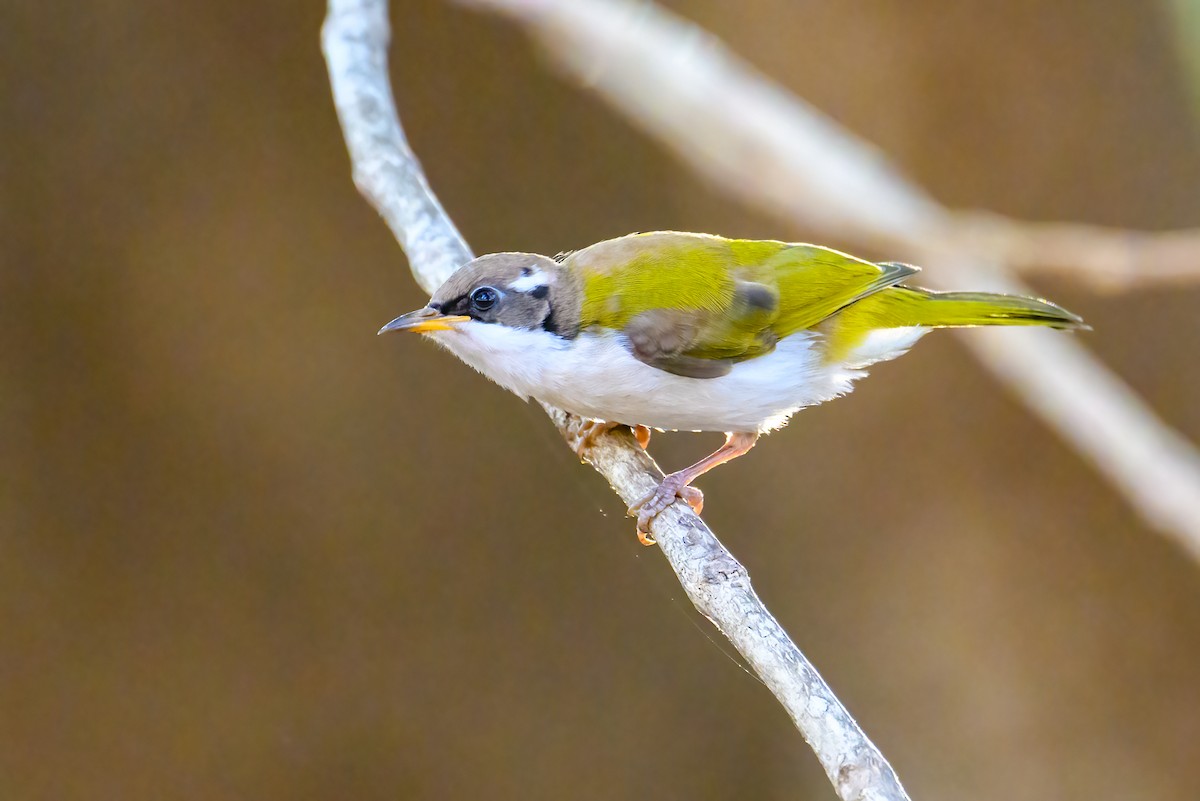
[567,231,910,363]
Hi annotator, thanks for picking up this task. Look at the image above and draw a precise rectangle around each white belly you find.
[429,323,926,433]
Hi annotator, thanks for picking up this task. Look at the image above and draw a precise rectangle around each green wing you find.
[566,231,915,378]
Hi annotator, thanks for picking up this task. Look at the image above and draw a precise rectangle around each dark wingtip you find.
[1048,302,1089,331]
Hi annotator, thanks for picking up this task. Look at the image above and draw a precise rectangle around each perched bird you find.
[380,231,1084,544]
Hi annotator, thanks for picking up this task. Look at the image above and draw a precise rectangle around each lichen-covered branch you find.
[463,0,1200,563]
[323,0,471,292]
[542,408,910,801]
[321,1,913,799]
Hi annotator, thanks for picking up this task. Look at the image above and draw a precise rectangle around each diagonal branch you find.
[462,0,1200,563]
[322,1,912,799]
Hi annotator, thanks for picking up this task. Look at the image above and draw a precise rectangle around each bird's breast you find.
[533,330,862,432]
[430,323,924,433]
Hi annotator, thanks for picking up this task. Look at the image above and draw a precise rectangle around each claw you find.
[628,473,704,545]
[633,425,652,450]
[679,485,704,514]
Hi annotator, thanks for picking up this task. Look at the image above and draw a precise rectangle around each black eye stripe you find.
[529,285,549,300]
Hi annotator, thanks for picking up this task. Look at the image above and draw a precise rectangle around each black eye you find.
[470,286,499,311]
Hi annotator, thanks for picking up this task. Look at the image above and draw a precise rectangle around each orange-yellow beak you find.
[377,307,470,335]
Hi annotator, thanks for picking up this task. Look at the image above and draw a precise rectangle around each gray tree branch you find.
[322,1,912,799]
[323,0,470,293]
[462,0,1200,563]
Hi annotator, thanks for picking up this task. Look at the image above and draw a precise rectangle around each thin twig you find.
[322,1,913,799]
[463,0,1200,562]
[952,212,1200,291]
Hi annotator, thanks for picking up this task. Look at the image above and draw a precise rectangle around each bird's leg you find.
[628,432,760,544]
[564,417,621,459]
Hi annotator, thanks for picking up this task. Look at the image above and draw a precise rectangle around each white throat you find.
[426,322,566,402]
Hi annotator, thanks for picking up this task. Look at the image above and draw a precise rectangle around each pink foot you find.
[564,417,619,459]
[628,476,705,545]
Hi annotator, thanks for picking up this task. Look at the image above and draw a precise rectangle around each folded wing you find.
[565,231,916,378]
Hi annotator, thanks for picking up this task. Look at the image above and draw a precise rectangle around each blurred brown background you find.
[4,1,1200,799]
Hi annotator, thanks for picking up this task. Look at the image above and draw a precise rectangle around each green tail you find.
[883,286,1086,330]
[824,284,1086,362]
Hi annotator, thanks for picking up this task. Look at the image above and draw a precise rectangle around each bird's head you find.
[378,252,580,339]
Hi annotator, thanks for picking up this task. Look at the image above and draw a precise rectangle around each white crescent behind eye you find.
[509,268,551,293]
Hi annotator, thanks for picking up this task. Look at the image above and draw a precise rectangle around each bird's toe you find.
[679,485,704,514]
[633,425,652,450]
[564,417,619,459]
[628,477,703,545]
